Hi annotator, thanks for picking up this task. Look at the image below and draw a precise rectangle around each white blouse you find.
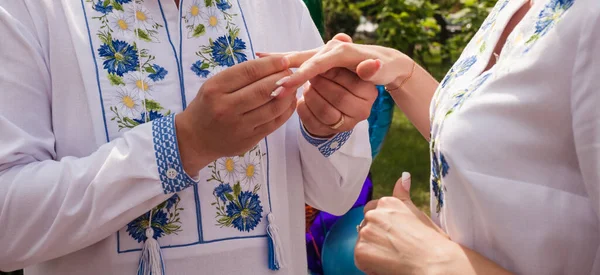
[0,1,372,274]
[430,0,600,274]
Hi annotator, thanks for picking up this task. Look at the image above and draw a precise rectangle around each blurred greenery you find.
[322,0,497,212]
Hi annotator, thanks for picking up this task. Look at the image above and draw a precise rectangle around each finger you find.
[319,68,373,101]
[296,98,337,137]
[332,33,353,43]
[281,49,343,88]
[212,55,290,92]
[303,81,344,125]
[392,172,412,201]
[309,75,371,121]
[363,200,379,213]
[230,70,293,113]
[243,89,297,127]
[356,59,383,81]
[358,221,391,246]
[285,49,321,68]
[252,98,297,137]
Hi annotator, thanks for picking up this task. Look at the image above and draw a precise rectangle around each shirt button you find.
[166,168,178,179]
[329,141,339,150]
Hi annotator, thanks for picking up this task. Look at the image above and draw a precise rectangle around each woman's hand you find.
[355,172,452,275]
[261,33,414,90]
[356,173,514,275]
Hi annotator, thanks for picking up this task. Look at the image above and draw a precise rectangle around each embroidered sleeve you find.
[152,114,199,194]
[300,123,353,158]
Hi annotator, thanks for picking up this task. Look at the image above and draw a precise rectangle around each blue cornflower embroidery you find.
[148,64,168,81]
[98,40,138,76]
[525,0,575,48]
[126,194,183,243]
[429,144,448,213]
[226,191,264,232]
[191,60,211,77]
[216,0,232,11]
[133,110,164,124]
[114,0,132,4]
[214,183,233,202]
[212,35,248,67]
[93,1,113,14]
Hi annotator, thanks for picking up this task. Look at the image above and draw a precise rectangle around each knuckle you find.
[364,210,379,223]
[243,64,261,80]
[379,196,397,206]
[269,101,282,116]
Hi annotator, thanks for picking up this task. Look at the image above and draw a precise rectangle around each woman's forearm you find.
[432,241,513,275]
[387,59,439,140]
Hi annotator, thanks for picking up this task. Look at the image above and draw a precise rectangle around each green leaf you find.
[144,99,163,111]
[107,73,125,86]
[205,0,213,7]
[233,182,241,197]
[136,29,152,42]
[225,193,235,201]
[192,24,206,37]
[145,66,157,74]
[103,0,110,7]
[123,117,140,127]
[112,0,124,11]
[201,62,210,70]
[253,184,261,194]
[211,202,217,206]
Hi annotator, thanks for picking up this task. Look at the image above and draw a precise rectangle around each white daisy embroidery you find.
[240,153,261,187]
[125,72,155,95]
[127,5,156,31]
[185,0,204,26]
[217,156,240,184]
[108,11,134,40]
[111,87,142,117]
[201,6,226,32]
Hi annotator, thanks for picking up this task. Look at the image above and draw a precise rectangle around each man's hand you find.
[175,56,296,174]
[297,67,377,137]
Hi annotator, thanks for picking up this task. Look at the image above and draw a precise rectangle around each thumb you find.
[392,172,412,201]
[356,59,382,81]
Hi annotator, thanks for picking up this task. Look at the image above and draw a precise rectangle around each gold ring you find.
[329,114,345,130]
[356,219,365,233]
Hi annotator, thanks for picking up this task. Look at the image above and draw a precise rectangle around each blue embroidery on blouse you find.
[126,194,183,243]
[525,0,575,50]
[98,40,139,77]
[152,114,198,194]
[191,60,211,77]
[439,55,478,89]
[216,0,232,11]
[226,190,264,232]
[430,143,448,213]
[148,64,169,81]
[318,131,353,158]
[300,124,328,147]
[93,1,113,14]
[212,35,248,67]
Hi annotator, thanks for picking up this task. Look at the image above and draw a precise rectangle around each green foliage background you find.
[322,0,496,212]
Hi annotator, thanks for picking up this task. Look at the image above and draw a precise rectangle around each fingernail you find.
[275,76,291,86]
[271,86,284,97]
[374,59,382,70]
[401,172,411,191]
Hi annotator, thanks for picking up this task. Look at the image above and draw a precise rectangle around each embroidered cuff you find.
[152,114,198,194]
[300,123,353,157]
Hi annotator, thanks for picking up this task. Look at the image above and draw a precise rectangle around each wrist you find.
[175,113,218,175]
[424,239,463,275]
[302,123,335,139]
[386,53,417,96]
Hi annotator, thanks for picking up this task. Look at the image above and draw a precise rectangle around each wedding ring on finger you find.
[329,114,345,130]
[356,219,366,233]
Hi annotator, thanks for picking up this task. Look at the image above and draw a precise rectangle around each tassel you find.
[137,227,165,275]
[266,213,286,270]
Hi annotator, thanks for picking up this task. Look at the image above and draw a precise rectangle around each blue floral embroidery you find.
[430,143,448,213]
[525,0,575,48]
[191,60,211,77]
[98,40,139,76]
[126,194,183,243]
[148,64,169,81]
[439,55,478,89]
[226,191,264,232]
[480,0,509,31]
[216,0,232,11]
[133,110,165,124]
[215,183,233,201]
[115,0,132,4]
[93,0,113,14]
[212,35,248,67]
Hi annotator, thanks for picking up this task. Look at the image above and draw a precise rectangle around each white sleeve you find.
[292,2,372,216]
[571,7,600,221]
[0,4,197,271]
